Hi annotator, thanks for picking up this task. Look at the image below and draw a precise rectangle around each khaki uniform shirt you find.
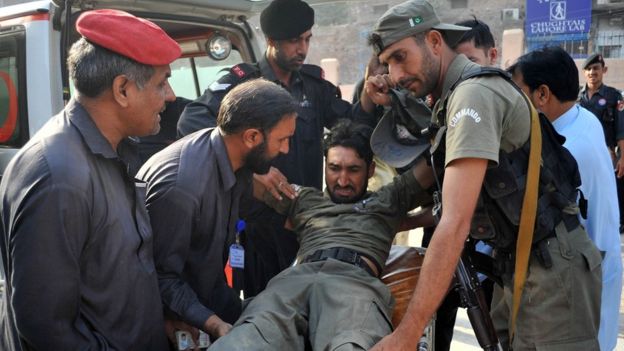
[263,171,430,269]
[433,55,530,165]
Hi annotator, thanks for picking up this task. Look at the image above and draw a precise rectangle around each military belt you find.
[303,247,378,277]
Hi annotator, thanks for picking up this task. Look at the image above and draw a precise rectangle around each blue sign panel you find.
[525,0,592,37]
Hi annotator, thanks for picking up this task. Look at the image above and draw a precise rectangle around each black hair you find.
[323,119,374,167]
[454,16,495,50]
[218,78,298,134]
[508,46,579,102]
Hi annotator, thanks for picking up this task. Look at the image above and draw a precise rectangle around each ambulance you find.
[0,0,270,177]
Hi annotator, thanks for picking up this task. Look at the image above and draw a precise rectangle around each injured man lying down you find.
[210,119,435,351]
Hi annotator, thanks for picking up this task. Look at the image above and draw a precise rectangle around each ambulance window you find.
[0,28,27,147]
[169,50,244,99]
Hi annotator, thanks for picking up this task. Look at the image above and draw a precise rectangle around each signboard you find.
[525,0,592,38]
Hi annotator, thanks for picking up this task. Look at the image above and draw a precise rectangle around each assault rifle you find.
[429,158,502,351]
[453,252,501,351]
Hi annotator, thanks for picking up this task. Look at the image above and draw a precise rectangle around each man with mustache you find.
[177,0,377,299]
[578,53,624,236]
[209,119,435,350]
[0,9,179,350]
[136,79,298,345]
[366,1,601,350]
[364,17,501,351]
[579,53,624,169]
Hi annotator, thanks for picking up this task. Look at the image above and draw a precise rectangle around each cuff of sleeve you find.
[262,188,293,215]
[402,171,434,209]
[185,303,214,330]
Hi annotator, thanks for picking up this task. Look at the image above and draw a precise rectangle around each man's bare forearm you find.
[371,158,487,350]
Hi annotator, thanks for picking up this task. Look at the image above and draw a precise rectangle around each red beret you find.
[76,9,181,66]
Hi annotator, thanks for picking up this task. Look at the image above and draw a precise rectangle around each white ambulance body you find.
[0,0,269,176]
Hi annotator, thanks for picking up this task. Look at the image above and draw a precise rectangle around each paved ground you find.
[450,307,623,350]
[407,231,624,350]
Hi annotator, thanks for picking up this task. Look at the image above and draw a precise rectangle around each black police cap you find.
[260,0,314,40]
[583,53,605,69]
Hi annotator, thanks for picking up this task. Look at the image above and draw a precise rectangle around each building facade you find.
[298,0,624,89]
[2,0,623,88]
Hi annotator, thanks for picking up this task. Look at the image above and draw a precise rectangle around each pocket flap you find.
[579,243,603,272]
[326,330,374,350]
[483,158,519,199]
[535,338,599,351]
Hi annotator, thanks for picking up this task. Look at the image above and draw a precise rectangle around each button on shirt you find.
[136,128,252,329]
[0,99,168,351]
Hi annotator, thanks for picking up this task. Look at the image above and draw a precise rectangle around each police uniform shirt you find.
[0,99,168,350]
[262,170,431,269]
[136,128,252,329]
[578,83,624,148]
[435,55,530,166]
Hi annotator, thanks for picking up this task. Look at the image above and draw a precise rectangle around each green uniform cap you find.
[370,89,432,168]
[370,0,470,55]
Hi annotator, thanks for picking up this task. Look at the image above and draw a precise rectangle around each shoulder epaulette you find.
[208,62,261,92]
[603,85,620,96]
[299,64,326,81]
[230,63,261,79]
[300,64,341,97]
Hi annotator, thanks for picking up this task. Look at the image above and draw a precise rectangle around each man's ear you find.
[242,128,263,148]
[367,160,376,179]
[534,84,551,107]
[426,30,444,54]
[603,65,608,74]
[487,47,498,66]
[112,75,130,107]
[267,37,277,49]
